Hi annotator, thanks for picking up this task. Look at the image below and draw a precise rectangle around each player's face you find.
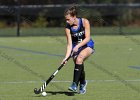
[65,14,75,25]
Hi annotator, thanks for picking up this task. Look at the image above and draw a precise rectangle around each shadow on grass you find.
[33,91,77,97]
[46,91,77,96]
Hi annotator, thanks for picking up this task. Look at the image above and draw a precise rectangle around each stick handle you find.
[34,52,73,94]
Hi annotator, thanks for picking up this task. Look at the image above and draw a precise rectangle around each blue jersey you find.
[66,18,94,50]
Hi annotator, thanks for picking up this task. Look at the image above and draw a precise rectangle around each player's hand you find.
[61,58,67,65]
[73,45,79,53]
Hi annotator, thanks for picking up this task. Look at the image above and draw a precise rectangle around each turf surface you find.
[0,35,140,100]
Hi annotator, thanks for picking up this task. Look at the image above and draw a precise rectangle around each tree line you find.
[0,0,140,28]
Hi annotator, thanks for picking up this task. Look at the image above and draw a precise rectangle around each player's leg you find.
[77,47,93,94]
[76,47,93,64]
[68,56,79,92]
[79,63,85,85]
[69,47,93,92]
[78,47,93,83]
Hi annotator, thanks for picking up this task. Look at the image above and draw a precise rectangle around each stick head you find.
[34,88,40,94]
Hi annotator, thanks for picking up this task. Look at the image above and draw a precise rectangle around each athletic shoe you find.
[68,82,77,92]
[79,80,87,94]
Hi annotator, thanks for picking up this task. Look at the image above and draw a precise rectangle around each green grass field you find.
[0,35,140,100]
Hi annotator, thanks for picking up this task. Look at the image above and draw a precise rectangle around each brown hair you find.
[64,6,77,17]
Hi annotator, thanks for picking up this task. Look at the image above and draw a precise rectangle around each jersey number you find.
[78,38,83,43]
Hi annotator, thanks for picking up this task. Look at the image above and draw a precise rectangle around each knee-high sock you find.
[73,64,83,86]
[80,63,86,84]
[80,70,85,84]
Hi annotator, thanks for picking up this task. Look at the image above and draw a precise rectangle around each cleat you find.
[68,82,77,92]
[79,80,87,94]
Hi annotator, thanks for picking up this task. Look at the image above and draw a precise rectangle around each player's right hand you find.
[61,58,67,65]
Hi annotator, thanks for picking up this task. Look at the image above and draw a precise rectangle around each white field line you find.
[0,79,140,84]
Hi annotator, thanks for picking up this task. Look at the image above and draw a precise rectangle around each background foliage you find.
[0,0,140,28]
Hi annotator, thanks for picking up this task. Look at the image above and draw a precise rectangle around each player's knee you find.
[76,56,84,64]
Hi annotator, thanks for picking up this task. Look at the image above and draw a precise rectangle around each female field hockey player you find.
[62,6,95,94]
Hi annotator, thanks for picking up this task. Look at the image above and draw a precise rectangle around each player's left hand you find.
[73,45,79,53]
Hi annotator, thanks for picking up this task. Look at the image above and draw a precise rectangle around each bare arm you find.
[64,28,72,59]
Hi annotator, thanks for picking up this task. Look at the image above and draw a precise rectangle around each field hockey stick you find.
[34,52,73,94]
